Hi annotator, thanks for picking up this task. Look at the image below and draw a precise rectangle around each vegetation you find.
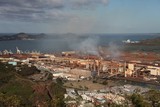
[15,64,40,76]
[0,63,14,86]
[84,86,88,90]
[102,81,108,85]
[0,93,21,107]
[126,90,160,107]
[56,77,64,85]
[0,62,66,106]
[49,81,66,107]
[0,32,46,41]
[130,93,151,107]
[92,80,97,83]
[140,37,160,45]
[145,90,160,107]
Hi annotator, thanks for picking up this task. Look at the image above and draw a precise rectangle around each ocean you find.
[0,34,159,53]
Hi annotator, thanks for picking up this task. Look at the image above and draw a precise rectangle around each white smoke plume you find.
[69,36,100,56]
[108,42,121,59]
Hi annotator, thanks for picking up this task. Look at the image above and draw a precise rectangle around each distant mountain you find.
[139,37,160,45]
[0,33,46,41]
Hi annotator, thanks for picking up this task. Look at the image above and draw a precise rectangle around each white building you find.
[147,66,160,76]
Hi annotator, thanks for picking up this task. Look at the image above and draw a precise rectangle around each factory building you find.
[125,62,160,78]
[147,66,160,76]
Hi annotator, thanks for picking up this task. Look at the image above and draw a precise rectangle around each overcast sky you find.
[0,0,160,33]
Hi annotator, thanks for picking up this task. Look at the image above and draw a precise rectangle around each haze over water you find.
[0,34,159,53]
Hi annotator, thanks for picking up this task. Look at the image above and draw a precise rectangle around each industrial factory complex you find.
[0,48,160,106]
[1,48,160,82]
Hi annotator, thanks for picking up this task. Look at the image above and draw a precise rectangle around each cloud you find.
[69,0,109,9]
[0,0,109,22]
[0,0,66,22]
[0,0,64,9]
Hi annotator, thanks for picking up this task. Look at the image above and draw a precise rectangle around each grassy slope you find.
[0,63,34,106]
[0,62,66,106]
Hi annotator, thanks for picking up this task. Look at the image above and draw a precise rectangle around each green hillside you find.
[140,37,160,45]
[0,62,66,107]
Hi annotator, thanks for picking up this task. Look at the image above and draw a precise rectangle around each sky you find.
[0,0,160,33]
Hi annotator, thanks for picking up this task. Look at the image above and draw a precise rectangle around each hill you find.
[0,33,46,41]
[0,62,66,106]
[140,37,160,45]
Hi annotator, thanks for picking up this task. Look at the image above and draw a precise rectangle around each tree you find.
[50,97,66,107]
[49,82,66,107]
[102,81,108,85]
[47,73,53,80]
[130,93,151,107]
[56,77,63,85]
[0,93,21,107]
[146,90,160,107]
